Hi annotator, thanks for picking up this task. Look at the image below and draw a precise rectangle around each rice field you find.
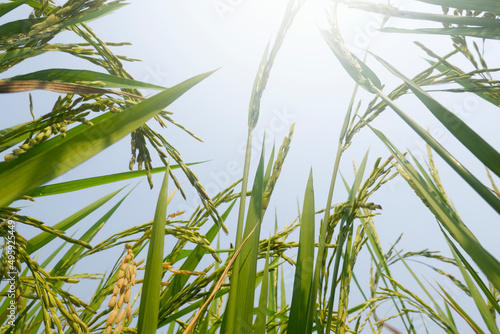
[0,0,499,333]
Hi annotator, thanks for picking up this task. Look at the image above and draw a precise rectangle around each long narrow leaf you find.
[0,70,215,208]
[137,171,170,334]
[254,238,272,334]
[449,245,500,334]
[222,148,265,332]
[289,169,316,334]
[26,162,202,197]
[26,187,123,254]
[372,52,500,179]
[8,69,166,90]
[370,125,500,292]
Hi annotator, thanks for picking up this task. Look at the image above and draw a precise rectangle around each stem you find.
[235,129,253,247]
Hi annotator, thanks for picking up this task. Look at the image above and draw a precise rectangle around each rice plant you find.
[0,0,499,333]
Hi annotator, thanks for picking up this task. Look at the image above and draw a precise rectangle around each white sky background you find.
[3,0,500,332]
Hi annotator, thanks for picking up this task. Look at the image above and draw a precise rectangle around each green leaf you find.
[223,148,266,333]
[381,27,500,40]
[321,28,382,94]
[0,0,30,18]
[425,58,500,107]
[8,68,166,90]
[289,169,316,334]
[254,238,272,334]
[137,170,170,334]
[61,1,128,27]
[355,58,500,214]
[158,199,237,326]
[449,244,499,334]
[51,186,135,276]
[326,151,369,333]
[383,10,500,28]
[437,283,486,334]
[26,187,123,254]
[372,53,500,178]
[443,232,500,315]
[416,0,500,12]
[0,18,41,42]
[26,162,204,197]
[370,125,500,292]
[0,70,215,208]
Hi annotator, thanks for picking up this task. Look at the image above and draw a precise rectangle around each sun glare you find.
[242,0,333,33]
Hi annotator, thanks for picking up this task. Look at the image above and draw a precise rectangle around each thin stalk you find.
[310,81,359,333]
[235,129,253,247]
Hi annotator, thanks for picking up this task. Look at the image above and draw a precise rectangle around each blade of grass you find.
[254,238,272,334]
[0,70,215,208]
[436,283,485,334]
[51,185,137,276]
[26,187,123,254]
[380,27,500,39]
[136,170,170,334]
[183,218,261,334]
[416,0,500,12]
[26,162,203,197]
[367,83,500,215]
[372,53,500,178]
[326,151,369,333]
[447,239,500,333]
[288,169,316,334]
[370,125,500,292]
[7,68,166,90]
[223,148,265,333]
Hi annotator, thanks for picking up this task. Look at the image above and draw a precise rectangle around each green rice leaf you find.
[288,169,316,334]
[62,1,128,27]
[381,27,500,40]
[326,151,369,333]
[370,125,500,292]
[8,68,166,90]
[383,10,500,28]
[437,283,485,334]
[449,244,500,334]
[254,238,272,334]
[137,170,170,334]
[355,60,500,214]
[51,186,136,276]
[26,187,123,254]
[0,18,40,41]
[222,147,265,333]
[443,232,500,315]
[372,53,500,178]
[0,0,30,18]
[416,0,500,12]
[0,70,215,208]
[26,162,204,197]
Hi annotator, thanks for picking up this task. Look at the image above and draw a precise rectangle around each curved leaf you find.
[372,52,500,178]
[0,70,215,208]
[8,68,166,90]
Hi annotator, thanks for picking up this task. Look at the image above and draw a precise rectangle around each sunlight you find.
[243,0,332,32]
